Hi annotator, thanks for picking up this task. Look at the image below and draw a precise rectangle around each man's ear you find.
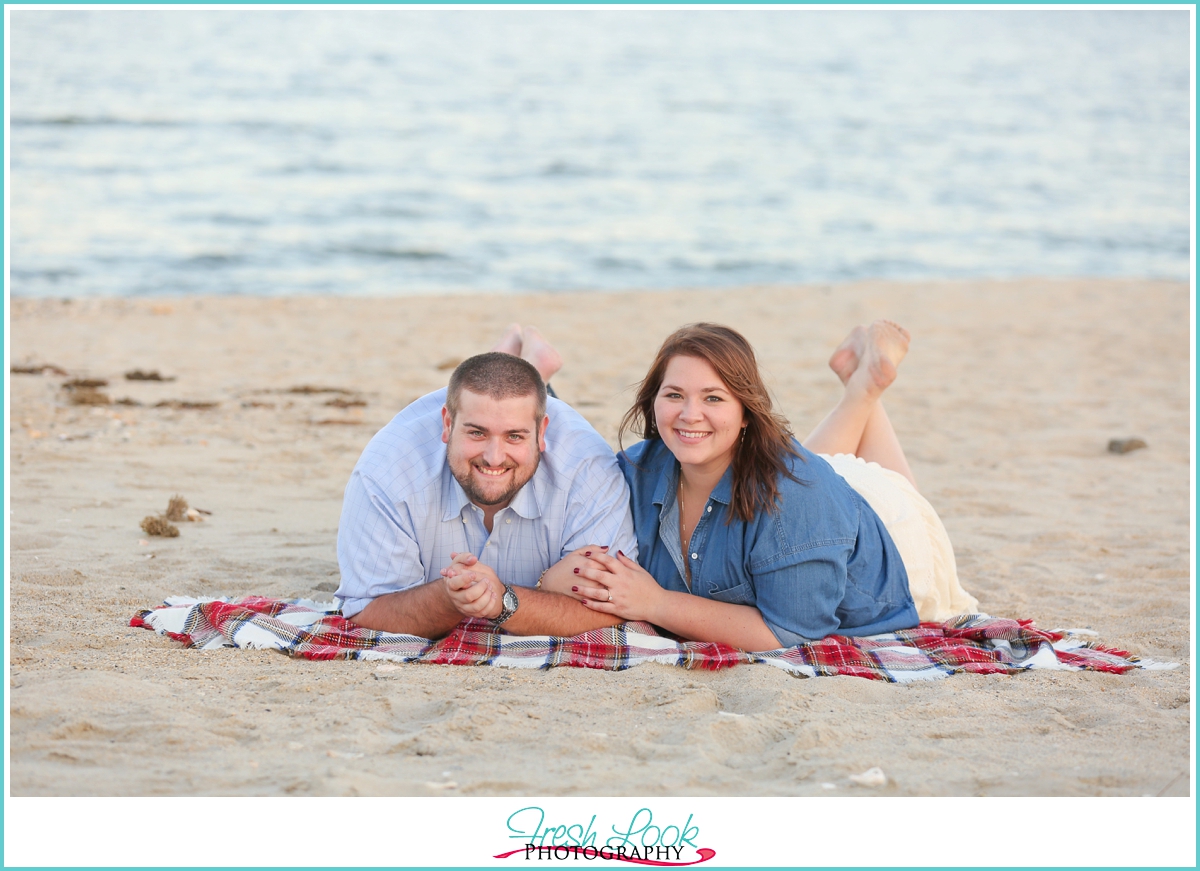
[441,406,453,444]
[537,414,549,452]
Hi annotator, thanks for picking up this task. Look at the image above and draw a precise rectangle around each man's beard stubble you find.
[452,449,541,509]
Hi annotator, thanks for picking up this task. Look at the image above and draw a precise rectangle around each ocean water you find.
[8,9,1192,298]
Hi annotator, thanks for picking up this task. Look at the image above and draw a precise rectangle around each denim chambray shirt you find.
[618,438,918,647]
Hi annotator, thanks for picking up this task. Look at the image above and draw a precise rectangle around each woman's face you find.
[653,355,746,476]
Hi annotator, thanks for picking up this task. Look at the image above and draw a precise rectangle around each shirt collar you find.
[651,457,735,511]
[440,459,472,522]
[507,463,546,520]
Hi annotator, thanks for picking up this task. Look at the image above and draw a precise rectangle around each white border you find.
[3,796,1199,867]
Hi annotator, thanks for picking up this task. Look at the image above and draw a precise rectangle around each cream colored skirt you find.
[819,453,979,622]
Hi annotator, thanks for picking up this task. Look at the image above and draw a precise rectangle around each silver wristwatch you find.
[492,584,519,626]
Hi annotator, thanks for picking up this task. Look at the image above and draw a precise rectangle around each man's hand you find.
[443,570,502,620]
[441,553,504,620]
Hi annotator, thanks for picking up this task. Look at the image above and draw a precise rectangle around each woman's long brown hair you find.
[620,323,803,523]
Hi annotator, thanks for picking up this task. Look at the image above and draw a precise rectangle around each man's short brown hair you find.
[446,352,548,421]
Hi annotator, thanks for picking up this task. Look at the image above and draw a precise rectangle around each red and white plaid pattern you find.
[130,596,1176,682]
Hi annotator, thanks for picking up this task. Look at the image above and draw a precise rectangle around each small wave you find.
[541,161,603,178]
[11,115,183,128]
[10,268,79,282]
[336,245,452,261]
[269,162,355,176]
[1016,230,1190,255]
[180,253,245,269]
[208,214,268,227]
[594,256,645,271]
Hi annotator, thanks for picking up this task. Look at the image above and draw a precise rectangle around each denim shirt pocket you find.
[707,582,755,606]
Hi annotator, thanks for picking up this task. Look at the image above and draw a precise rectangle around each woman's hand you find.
[571,550,666,623]
[539,545,612,600]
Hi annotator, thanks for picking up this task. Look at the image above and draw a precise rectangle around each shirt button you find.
[706,506,712,512]
[691,553,698,560]
[462,519,467,524]
[506,518,511,524]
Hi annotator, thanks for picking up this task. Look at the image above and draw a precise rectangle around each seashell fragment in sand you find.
[849,767,887,788]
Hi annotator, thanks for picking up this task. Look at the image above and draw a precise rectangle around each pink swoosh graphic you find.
[492,847,716,866]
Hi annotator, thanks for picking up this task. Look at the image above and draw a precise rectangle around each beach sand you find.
[6,278,1192,800]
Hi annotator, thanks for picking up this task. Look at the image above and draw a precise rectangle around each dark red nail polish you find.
[584,551,592,556]
[573,567,580,574]
[600,546,609,550]
[617,550,625,558]
[571,586,578,592]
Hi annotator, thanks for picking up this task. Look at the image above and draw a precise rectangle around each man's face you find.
[442,389,549,511]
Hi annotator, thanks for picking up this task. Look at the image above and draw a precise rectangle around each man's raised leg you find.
[519,326,563,385]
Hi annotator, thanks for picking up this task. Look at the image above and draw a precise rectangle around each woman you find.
[570,321,978,651]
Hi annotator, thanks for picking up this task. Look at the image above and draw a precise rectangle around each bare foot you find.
[828,325,867,385]
[491,323,523,356]
[520,326,563,384]
[847,320,910,399]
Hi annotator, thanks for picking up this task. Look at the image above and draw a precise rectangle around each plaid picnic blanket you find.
[130,596,1176,682]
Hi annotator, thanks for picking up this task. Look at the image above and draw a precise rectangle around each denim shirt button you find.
[691,553,698,559]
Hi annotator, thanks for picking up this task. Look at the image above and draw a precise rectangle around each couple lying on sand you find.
[335,321,978,651]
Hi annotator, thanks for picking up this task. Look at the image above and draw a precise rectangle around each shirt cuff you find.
[336,596,371,619]
[761,619,815,651]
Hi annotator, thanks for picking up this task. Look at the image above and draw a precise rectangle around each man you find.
[335,326,637,637]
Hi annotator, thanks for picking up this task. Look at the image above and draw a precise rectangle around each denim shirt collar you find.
[650,456,735,515]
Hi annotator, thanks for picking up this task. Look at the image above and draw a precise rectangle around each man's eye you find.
[508,434,525,442]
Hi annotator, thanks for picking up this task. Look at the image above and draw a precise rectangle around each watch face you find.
[503,588,519,612]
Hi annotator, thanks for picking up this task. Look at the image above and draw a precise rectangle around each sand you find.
[5,280,1193,818]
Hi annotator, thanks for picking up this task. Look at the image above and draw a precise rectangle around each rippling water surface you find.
[9,10,1192,298]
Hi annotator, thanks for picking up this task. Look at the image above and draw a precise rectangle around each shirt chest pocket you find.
[706,581,755,606]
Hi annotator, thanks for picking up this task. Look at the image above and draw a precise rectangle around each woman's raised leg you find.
[802,320,918,489]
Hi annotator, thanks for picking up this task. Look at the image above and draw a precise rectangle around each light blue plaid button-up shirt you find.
[335,388,637,618]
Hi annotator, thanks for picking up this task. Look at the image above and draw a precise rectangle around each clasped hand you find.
[570,550,663,623]
[440,552,503,620]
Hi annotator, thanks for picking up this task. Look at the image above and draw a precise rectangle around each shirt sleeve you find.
[335,469,427,618]
[750,545,851,647]
[557,452,639,560]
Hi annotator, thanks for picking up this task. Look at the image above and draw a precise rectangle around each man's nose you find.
[481,438,506,466]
